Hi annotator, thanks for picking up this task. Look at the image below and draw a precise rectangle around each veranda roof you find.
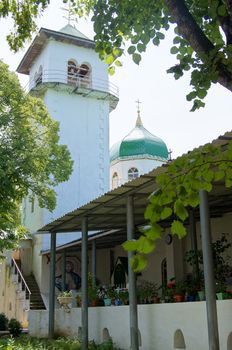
[37,131,232,236]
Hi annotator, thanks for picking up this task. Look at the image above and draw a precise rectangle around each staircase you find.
[24,275,46,310]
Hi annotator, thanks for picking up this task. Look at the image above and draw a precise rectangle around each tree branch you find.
[164,0,232,92]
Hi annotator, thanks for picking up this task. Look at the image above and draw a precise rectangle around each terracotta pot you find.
[90,299,98,307]
[152,296,160,304]
[174,294,185,302]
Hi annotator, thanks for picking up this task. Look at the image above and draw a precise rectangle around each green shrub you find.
[0,313,8,331]
[8,318,22,337]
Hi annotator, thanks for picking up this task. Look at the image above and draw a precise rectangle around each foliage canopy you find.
[1,1,232,109]
[0,61,73,252]
[123,135,232,272]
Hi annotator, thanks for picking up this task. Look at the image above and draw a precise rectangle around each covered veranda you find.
[37,132,232,350]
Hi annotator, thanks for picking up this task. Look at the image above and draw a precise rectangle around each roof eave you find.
[17,27,95,75]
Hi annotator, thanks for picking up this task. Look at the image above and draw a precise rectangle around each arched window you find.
[67,60,78,85]
[128,167,139,180]
[112,172,119,189]
[78,63,91,87]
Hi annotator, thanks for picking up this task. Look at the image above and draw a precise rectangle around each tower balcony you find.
[28,69,119,111]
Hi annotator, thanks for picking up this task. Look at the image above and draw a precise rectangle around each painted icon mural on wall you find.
[55,255,81,291]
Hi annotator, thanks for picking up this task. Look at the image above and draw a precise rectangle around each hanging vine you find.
[123,137,232,272]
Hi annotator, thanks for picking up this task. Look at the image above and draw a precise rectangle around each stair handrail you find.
[11,257,31,296]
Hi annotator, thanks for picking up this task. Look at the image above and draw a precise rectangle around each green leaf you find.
[214,170,225,181]
[137,43,146,53]
[174,200,188,221]
[144,223,162,240]
[144,204,153,220]
[201,181,212,192]
[188,191,200,207]
[115,60,123,67]
[132,53,142,65]
[104,54,115,65]
[170,46,179,54]
[161,206,172,220]
[157,32,165,40]
[127,46,136,54]
[137,236,156,254]
[152,37,160,46]
[171,220,187,239]
[197,89,207,99]
[217,4,227,16]
[108,66,115,75]
[122,239,138,252]
[130,254,148,272]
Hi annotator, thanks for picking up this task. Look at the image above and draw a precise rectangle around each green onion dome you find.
[110,115,169,163]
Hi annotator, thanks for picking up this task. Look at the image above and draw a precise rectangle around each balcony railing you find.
[28,69,119,100]
[11,258,31,304]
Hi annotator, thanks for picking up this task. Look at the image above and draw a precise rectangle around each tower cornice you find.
[17,27,95,75]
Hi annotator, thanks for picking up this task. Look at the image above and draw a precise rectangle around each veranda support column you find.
[92,240,96,287]
[48,231,56,339]
[127,195,139,350]
[81,217,88,350]
[189,210,199,280]
[61,250,66,291]
[199,190,219,350]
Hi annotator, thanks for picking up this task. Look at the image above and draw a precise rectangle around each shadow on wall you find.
[228,332,232,350]
[174,329,186,349]
[101,327,142,346]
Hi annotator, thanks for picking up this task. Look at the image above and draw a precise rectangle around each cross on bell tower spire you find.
[61,0,75,25]
[135,99,143,127]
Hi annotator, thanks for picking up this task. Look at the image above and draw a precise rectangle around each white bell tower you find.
[17,25,119,247]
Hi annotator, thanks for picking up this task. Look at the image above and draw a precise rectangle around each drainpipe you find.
[92,240,96,287]
[48,231,56,339]
[199,190,219,350]
[81,217,88,350]
[127,195,139,350]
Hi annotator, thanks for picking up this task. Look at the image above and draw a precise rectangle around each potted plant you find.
[57,291,73,310]
[163,278,175,303]
[185,281,197,302]
[215,280,227,300]
[173,280,186,302]
[137,281,158,304]
[88,286,99,307]
[119,289,129,305]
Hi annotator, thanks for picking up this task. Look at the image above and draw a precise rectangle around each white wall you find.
[110,157,166,189]
[22,34,112,252]
[29,300,232,350]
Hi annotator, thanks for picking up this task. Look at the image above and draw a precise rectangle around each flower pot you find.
[174,294,185,302]
[57,296,73,311]
[90,299,98,307]
[216,292,227,300]
[115,298,122,306]
[104,298,111,306]
[186,295,196,302]
[197,291,205,301]
[152,296,160,304]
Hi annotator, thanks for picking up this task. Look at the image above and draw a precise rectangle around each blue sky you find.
[0,0,231,158]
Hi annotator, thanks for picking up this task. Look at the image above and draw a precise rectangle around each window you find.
[128,167,139,180]
[78,63,91,87]
[30,197,35,213]
[34,65,43,86]
[112,172,119,189]
[67,60,78,85]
